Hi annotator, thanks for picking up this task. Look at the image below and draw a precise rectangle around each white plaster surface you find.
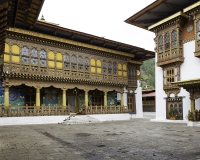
[0,114,137,126]
[187,121,195,127]
[150,119,187,123]
[135,80,143,118]
[181,41,200,80]
[155,52,166,120]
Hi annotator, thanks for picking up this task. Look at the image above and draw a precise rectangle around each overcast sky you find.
[39,0,155,51]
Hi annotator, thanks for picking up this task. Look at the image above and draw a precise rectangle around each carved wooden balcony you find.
[157,48,184,67]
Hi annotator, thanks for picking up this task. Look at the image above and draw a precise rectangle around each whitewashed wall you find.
[135,80,143,118]
[155,52,167,120]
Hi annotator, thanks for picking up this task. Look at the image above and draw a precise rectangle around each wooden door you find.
[24,88,36,106]
[128,93,135,112]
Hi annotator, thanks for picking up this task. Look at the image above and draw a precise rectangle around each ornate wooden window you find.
[171,30,177,48]
[4,43,10,62]
[158,35,163,53]
[78,56,83,70]
[90,58,96,73]
[123,64,127,77]
[63,53,70,69]
[113,62,117,75]
[56,52,62,69]
[84,57,89,72]
[118,63,123,76]
[21,46,29,64]
[128,68,136,81]
[166,68,175,84]
[96,60,102,74]
[164,32,170,50]
[48,51,55,68]
[71,54,77,70]
[31,48,38,65]
[127,64,138,89]
[108,61,112,74]
[40,50,47,66]
[11,45,20,63]
[197,19,200,51]
[102,60,107,74]
[156,28,183,67]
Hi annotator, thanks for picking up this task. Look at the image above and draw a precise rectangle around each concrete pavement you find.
[0,118,200,160]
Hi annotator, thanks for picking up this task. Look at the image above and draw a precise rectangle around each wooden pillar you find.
[190,92,195,112]
[36,87,40,107]
[121,92,124,106]
[62,89,66,106]
[190,98,195,112]
[85,90,88,108]
[4,86,9,108]
[104,91,107,106]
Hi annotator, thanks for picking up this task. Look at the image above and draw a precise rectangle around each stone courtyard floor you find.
[0,118,200,160]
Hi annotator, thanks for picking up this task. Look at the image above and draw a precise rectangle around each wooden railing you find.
[83,106,129,114]
[0,106,70,117]
[0,105,130,117]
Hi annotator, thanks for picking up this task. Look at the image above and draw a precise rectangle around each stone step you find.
[62,115,101,125]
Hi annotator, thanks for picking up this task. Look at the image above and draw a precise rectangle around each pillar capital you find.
[84,89,88,95]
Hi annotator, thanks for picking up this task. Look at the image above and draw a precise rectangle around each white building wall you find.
[155,52,166,120]
[181,41,200,80]
[135,80,143,118]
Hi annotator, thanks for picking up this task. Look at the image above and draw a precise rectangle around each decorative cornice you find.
[183,37,195,44]
[148,12,188,31]
[183,1,200,14]
[7,28,134,58]
[4,72,127,87]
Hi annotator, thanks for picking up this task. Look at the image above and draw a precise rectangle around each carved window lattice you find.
[78,56,83,70]
[63,54,70,69]
[71,54,77,70]
[84,57,89,72]
[172,30,177,48]
[113,62,117,75]
[40,50,47,66]
[21,46,29,64]
[108,61,112,74]
[128,69,136,81]
[158,35,163,53]
[166,68,174,84]
[197,19,200,50]
[102,60,107,74]
[164,32,170,50]
[31,48,38,65]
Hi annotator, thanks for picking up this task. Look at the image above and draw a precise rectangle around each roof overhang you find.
[148,11,188,30]
[0,0,44,55]
[125,0,199,31]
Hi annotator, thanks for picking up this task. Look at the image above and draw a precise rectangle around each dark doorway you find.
[24,87,36,106]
